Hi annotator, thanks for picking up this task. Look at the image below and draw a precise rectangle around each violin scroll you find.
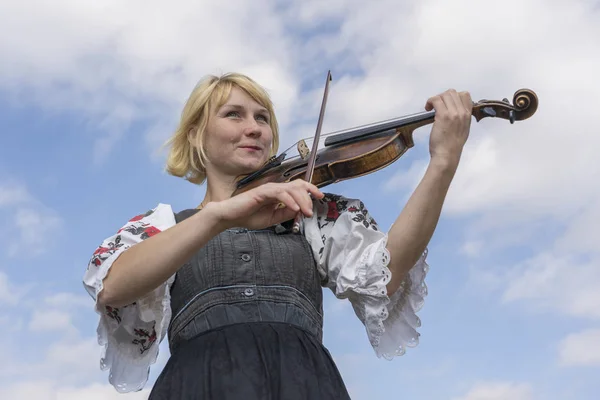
[472,88,538,124]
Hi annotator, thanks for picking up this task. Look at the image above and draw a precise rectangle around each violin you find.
[232,71,539,232]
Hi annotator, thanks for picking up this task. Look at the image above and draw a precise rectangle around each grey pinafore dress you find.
[148,209,352,399]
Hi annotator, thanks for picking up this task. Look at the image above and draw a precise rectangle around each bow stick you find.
[292,70,333,233]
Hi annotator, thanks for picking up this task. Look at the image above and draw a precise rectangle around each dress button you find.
[243,288,254,297]
[241,254,251,262]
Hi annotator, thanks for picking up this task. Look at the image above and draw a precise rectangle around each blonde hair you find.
[165,72,280,185]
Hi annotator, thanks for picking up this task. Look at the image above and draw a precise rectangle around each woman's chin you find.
[241,157,269,171]
[233,161,267,176]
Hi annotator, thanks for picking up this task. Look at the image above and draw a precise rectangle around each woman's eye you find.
[225,111,240,118]
[256,114,269,123]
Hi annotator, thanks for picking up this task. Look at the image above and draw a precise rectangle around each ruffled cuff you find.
[350,244,429,359]
[99,281,174,393]
[83,241,174,393]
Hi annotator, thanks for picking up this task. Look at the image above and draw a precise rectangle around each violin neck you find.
[323,110,436,147]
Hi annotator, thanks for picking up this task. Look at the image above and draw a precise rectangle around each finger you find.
[303,182,324,200]
[273,190,300,212]
[298,180,325,209]
[288,187,314,217]
[281,181,313,216]
[425,95,446,112]
[459,91,473,113]
[272,205,301,224]
[425,95,445,112]
[448,89,465,113]
[441,89,461,116]
[287,180,324,203]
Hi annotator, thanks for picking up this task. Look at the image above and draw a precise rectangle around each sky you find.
[0,0,599,399]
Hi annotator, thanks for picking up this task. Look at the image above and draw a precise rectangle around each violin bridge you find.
[297,140,310,160]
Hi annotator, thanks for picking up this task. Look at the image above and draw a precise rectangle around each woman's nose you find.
[243,119,262,136]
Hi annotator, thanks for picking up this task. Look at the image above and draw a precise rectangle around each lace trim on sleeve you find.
[82,203,176,393]
[369,248,429,359]
[303,193,430,360]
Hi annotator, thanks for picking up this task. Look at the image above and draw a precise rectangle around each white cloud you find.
[556,202,600,255]
[0,270,33,308]
[306,0,600,267]
[0,314,100,384]
[461,240,485,258]
[1,0,598,217]
[0,381,151,400]
[0,0,300,159]
[501,252,600,320]
[45,337,104,381]
[0,271,20,305]
[0,265,169,397]
[382,158,428,195]
[0,285,137,397]
[44,292,91,309]
[0,182,31,207]
[29,309,75,334]
[10,207,63,257]
[0,322,166,397]
[453,382,534,400]
[0,178,64,258]
[558,328,600,367]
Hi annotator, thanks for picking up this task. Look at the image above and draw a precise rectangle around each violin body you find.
[233,88,538,196]
[233,128,411,192]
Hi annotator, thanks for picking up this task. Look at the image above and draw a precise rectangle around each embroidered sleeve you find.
[82,203,176,393]
[303,193,429,359]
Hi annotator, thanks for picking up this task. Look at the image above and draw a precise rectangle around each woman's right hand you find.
[208,180,325,231]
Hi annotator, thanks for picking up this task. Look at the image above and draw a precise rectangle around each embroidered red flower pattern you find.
[133,326,157,354]
[318,193,378,231]
[121,223,162,240]
[90,236,125,267]
[128,209,155,223]
[105,306,122,323]
[86,208,165,357]
[143,226,160,238]
[327,201,339,220]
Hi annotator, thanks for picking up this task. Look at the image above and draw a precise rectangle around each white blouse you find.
[82,193,429,393]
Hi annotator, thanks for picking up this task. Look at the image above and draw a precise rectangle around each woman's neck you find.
[199,170,239,209]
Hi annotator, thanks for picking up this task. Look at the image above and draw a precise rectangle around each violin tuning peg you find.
[482,106,497,117]
[502,98,510,104]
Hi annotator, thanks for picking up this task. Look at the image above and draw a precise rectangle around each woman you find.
[83,72,472,399]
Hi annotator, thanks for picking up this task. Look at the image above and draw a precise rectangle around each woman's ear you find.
[187,126,197,146]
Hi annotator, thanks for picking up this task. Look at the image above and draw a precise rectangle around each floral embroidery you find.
[349,201,378,230]
[105,306,122,323]
[133,326,157,354]
[85,208,165,360]
[90,235,125,267]
[318,234,326,258]
[326,200,340,221]
[318,193,379,231]
[317,194,346,229]
[82,204,180,392]
[119,223,161,240]
[142,226,161,238]
[128,209,155,223]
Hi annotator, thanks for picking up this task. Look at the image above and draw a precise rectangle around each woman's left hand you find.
[425,89,473,168]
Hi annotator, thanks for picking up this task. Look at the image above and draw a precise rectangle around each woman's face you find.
[202,87,274,179]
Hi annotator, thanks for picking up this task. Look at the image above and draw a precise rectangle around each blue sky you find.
[1,1,599,399]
